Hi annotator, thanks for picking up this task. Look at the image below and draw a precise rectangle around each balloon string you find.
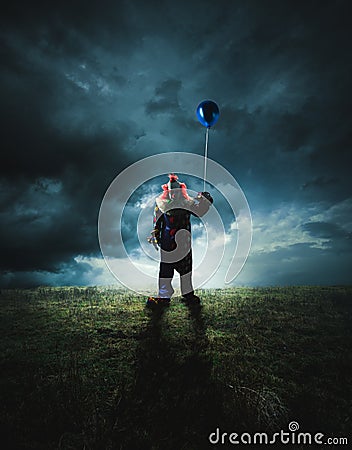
[203,127,209,192]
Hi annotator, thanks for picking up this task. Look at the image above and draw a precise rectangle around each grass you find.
[0,286,351,449]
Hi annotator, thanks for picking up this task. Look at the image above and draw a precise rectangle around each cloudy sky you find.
[1,0,351,289]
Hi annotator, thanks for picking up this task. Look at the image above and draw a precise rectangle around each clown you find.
[147,173,213,307]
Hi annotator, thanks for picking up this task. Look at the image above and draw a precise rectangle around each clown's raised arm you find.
[190,191,213,217]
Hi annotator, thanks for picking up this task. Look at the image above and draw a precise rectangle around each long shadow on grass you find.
[117,304,222,449]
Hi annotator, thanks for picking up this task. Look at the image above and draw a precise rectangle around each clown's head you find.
[168,173,180,200]
[161,173,190,201]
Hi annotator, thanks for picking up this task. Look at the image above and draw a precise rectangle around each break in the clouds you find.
[1,0,352,288]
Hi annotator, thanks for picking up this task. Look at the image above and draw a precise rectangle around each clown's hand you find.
[147,229,159,250]
[197,191,213,204]
[193,192,213,217]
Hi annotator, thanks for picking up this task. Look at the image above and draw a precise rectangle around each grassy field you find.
[1,286,351,449]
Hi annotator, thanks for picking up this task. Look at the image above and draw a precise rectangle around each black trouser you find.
[158,251,193,298]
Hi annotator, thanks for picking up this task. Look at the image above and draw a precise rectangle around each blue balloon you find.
[196,100,220,128]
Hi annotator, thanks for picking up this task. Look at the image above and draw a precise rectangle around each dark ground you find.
[1,286,351,449]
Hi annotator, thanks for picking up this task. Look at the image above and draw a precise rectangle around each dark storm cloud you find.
[0,1,149,285]
[1,258,102,289]
[302,221,351,242]
[202,1,352,206]
[301,176,337,190]
[145,79,182,116]
[1,1,134,45]
[1,0,352,286]
[0,176,96,272]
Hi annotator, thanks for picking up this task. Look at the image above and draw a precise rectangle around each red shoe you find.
[146,297,171,308]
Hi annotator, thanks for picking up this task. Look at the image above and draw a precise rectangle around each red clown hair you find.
[169,173,178,182]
